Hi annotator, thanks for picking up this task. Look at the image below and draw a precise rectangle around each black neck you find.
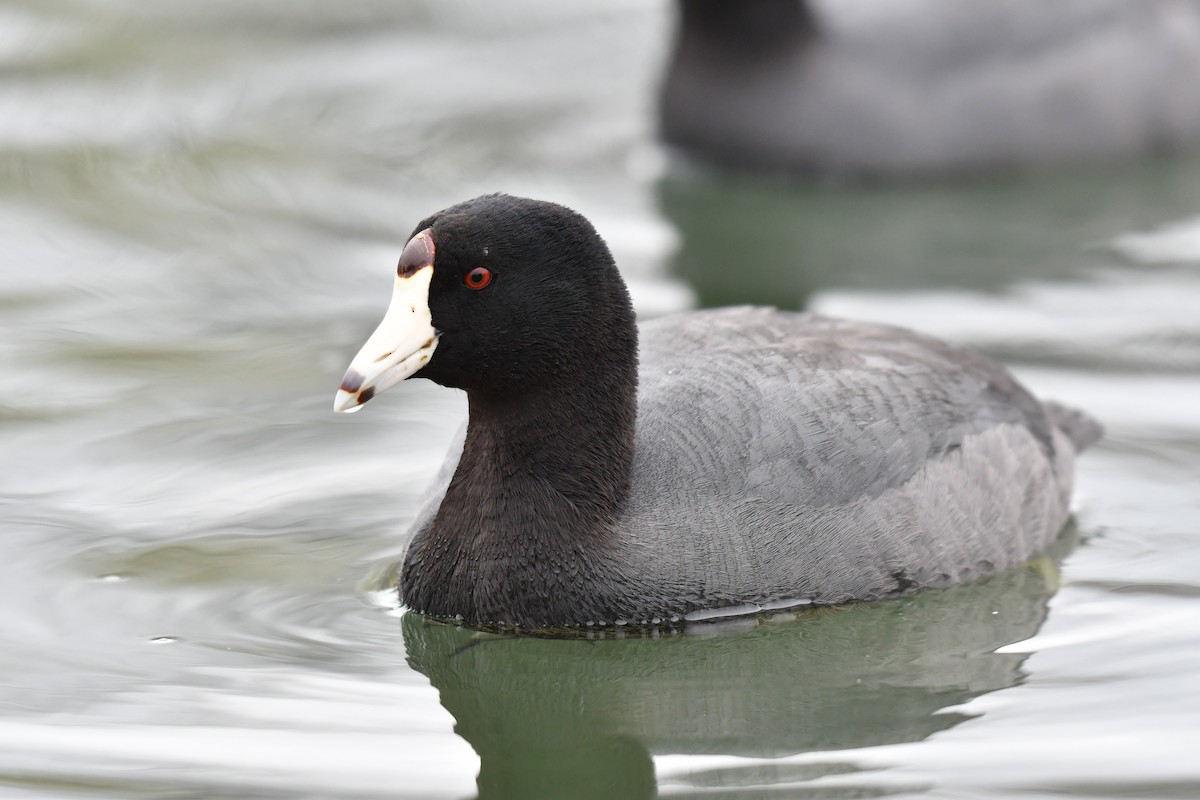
[677,0,819,56]
[402,295,639,628]
[459,375,636,519]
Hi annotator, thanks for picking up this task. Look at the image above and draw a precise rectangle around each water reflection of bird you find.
[335,195,1100,631]
[660,0,1200,179]
[404,542,1067,799]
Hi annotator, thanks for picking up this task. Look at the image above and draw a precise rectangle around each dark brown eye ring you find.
[464,267,492,290]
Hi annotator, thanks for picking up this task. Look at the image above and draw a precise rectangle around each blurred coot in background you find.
[661,0,1200,179]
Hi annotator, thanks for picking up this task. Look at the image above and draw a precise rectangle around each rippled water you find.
[3,3,1199,798]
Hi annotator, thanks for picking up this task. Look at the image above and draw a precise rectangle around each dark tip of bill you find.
[340,369,365,394]
[358,386,375,404]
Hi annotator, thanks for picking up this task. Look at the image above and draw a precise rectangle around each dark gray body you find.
[404,308,1098,625]
[661,0,1200,177]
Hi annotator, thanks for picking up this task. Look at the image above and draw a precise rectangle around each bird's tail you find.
[1044,400,1104,452]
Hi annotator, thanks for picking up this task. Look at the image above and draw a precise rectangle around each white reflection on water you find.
[1114,215,1200,264]
[0,672,478,798]
[811,269,1200,373]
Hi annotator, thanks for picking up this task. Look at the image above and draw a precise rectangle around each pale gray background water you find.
[2,2,1199,798]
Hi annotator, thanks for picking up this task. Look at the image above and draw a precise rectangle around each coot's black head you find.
[334,194,636,411]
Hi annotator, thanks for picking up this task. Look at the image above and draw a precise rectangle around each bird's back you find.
[614,308,1091,614]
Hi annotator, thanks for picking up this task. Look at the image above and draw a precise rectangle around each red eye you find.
[464,267,492,290]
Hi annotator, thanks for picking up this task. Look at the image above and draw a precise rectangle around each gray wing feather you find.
[614,308,1082,611]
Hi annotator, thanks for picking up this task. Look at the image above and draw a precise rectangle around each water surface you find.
[3,2,1199,798]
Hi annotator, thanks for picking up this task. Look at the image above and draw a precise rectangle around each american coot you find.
[661,0,1200,178]
[334,194,1100,630]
